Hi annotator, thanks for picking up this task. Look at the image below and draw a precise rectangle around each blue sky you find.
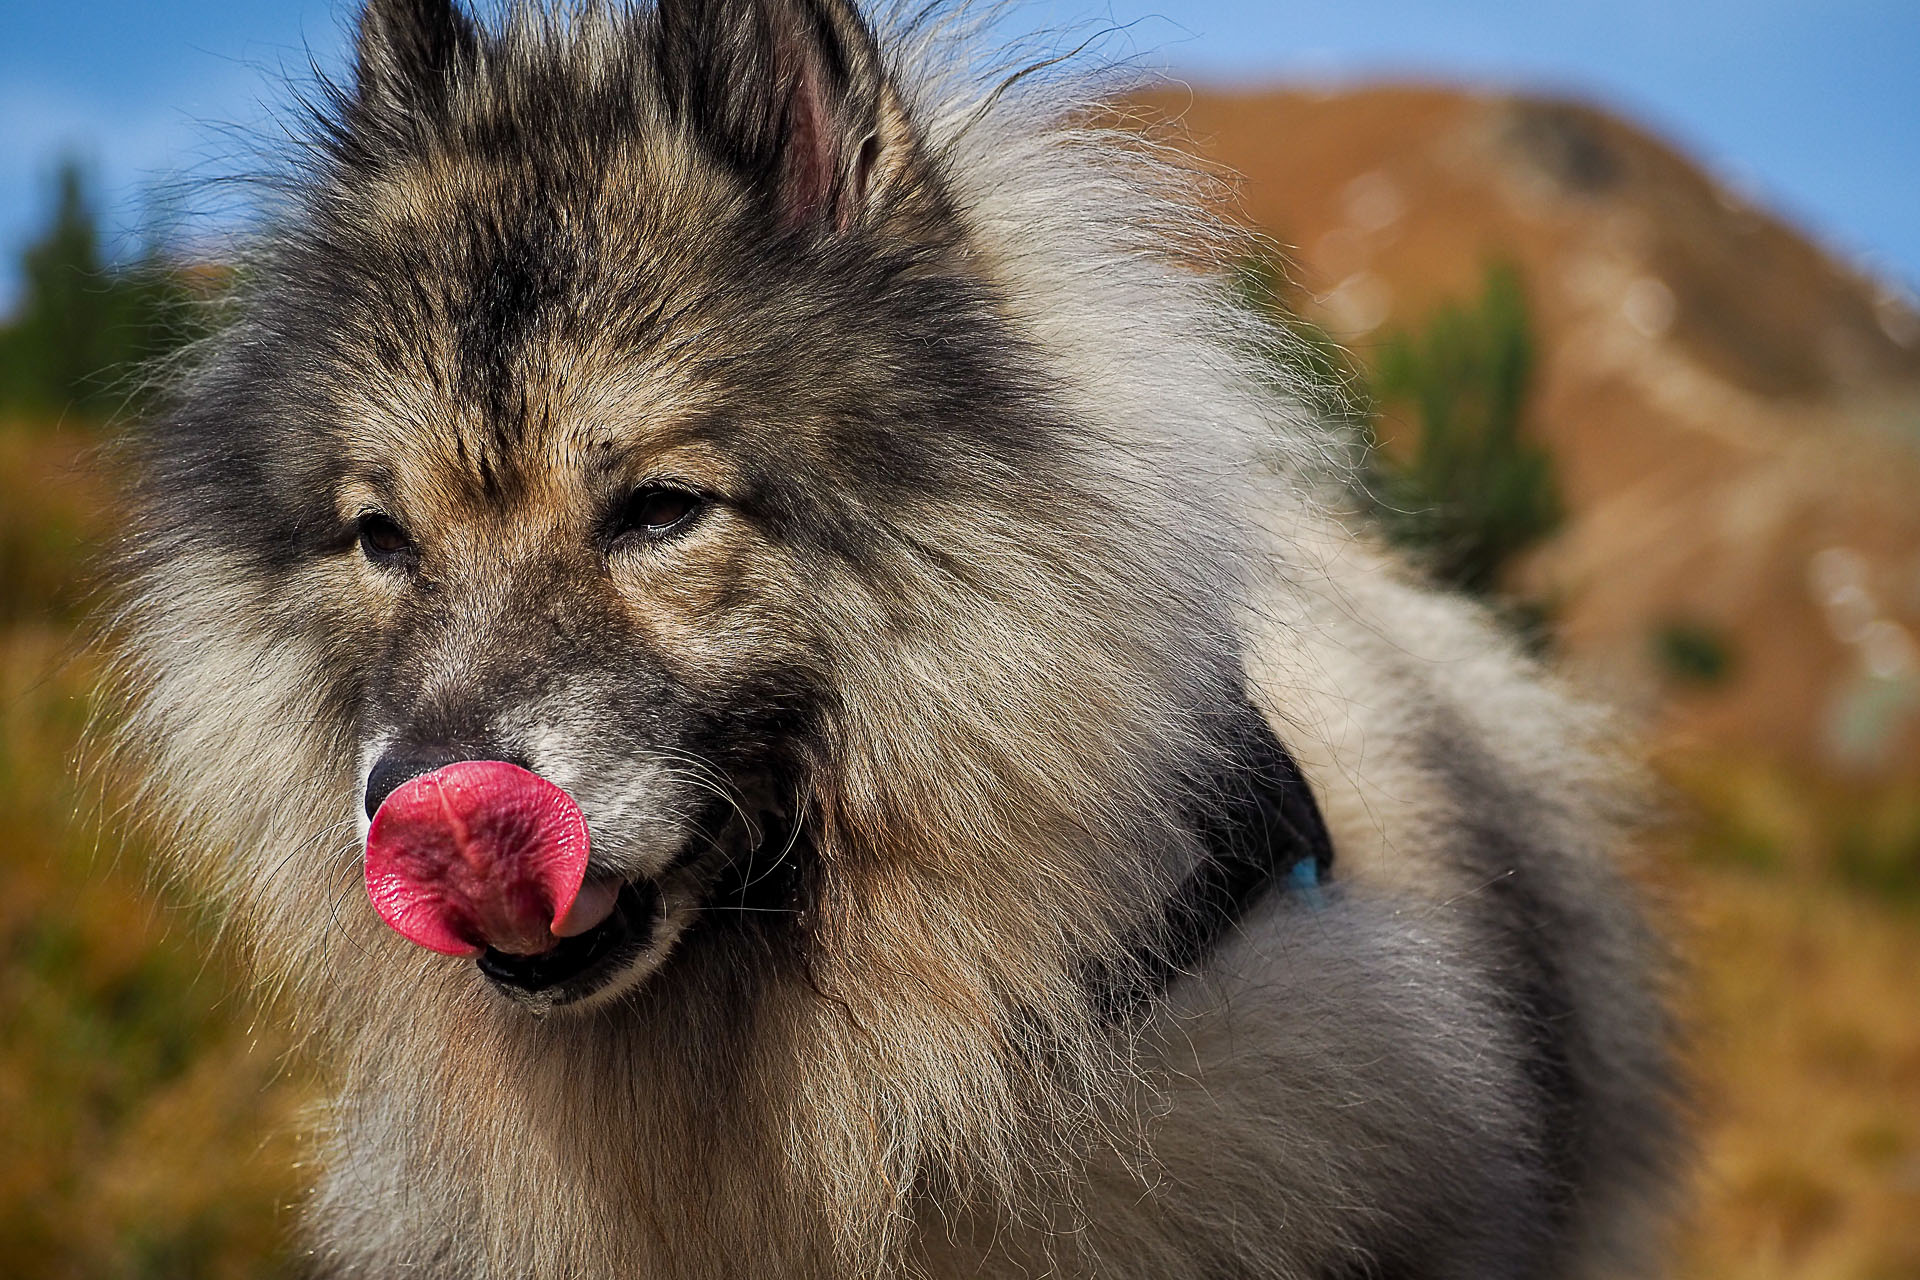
[2,1,1916,308]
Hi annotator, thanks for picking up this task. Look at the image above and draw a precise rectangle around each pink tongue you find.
[364,761,591,958]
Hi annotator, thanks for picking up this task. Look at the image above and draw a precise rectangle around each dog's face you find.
[140,0,1082,1011]
[335,320,836,1007]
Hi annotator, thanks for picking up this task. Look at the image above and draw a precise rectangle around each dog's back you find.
[1075,537,1676,1278]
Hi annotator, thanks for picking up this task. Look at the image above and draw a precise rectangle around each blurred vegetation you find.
[0,161,210,423]
[1663,754,1920,1280]
[1655,617,1741,688]
[0,169,304,1280]
[0,428,96,629]
[1243,255,1562,642]
[1364,262,1562,601]
[0,162,1914,1280]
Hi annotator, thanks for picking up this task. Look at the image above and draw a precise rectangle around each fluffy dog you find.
[112,1,1677,1275]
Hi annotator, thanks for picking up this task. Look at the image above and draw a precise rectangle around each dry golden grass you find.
[1675,867,1920,1279]
[0,419,1914,1276]
[1663,757,1920,1280]
[0,424,307,1278]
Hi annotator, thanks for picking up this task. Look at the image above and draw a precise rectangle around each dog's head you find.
[126,0,1246,1021]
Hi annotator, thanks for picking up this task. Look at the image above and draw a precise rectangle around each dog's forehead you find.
[320,139,791,514]
[328,350,752,532]
[340,131,731,367]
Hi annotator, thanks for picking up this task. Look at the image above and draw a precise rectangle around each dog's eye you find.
[357,513,416,565]
[612,486,706,543]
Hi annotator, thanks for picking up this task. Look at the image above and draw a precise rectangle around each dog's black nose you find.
[365,745,531,820]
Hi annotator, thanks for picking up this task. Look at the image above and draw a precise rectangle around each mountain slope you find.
[1145,84,1920,775]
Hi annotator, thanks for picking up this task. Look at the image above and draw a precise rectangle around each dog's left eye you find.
[356,513,416,565]
[611,486,706,543]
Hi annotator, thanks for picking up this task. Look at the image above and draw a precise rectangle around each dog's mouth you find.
[476,878,660,1008]
[364,760,788,1014]
[476,798,797,1011]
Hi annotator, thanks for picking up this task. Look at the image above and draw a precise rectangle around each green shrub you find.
[0,160,208,422]
[1655,618,1739,687]
[1365,262,1562,600]
[1238,256,1563,634]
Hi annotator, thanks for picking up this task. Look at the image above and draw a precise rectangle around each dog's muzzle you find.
[364,759,651,1005]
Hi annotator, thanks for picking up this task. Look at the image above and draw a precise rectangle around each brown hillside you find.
[1143,84,1920,777]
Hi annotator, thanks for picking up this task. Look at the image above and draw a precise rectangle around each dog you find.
[110,1,1678,1275]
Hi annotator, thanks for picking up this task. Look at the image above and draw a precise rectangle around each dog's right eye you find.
[357,514,416,566]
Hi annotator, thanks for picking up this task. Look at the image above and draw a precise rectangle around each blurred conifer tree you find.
[0,160,203,421]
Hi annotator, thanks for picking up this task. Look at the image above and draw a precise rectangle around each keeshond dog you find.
[111,0,1677,1276]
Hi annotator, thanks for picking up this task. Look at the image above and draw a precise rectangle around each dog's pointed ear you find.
[653,0,912,233]
[353,0,478,123]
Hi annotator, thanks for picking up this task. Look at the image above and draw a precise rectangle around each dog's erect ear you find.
[353,0,478,124]
[653,0,911,232]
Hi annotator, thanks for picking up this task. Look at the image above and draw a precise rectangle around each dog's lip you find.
[475,801,774,1009]
[477,879,658,1004]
